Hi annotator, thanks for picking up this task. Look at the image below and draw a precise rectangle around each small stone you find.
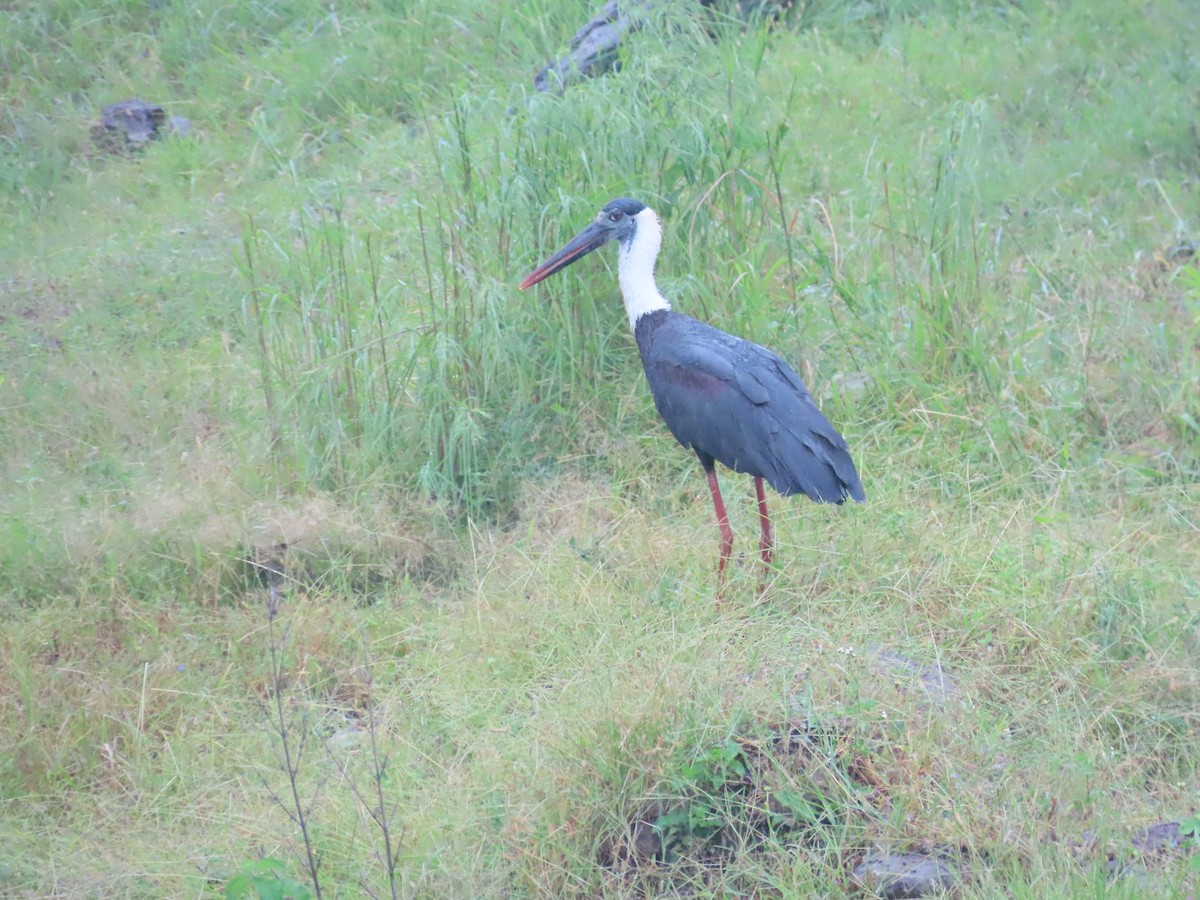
[532,0,793,92]
[851,852,960,898]
[91,99,166,153]
[533,0,626,92]
[1165,241,1195,262]
[1131,821,1185,854]
[631,819,662,860]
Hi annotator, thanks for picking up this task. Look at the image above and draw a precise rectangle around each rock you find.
[851,852,960,898]
[1130,821,1186,854]
[597,806,665,869]
[871,648,958,708]
[532,0,791,91]
[631,817,663,860]
[534,0,632,92]
[1165,241,1195,263]
[90,99,167,153]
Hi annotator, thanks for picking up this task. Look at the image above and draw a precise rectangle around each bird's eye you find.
[609,210,624,222]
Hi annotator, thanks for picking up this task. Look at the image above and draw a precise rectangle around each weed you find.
[257,579,326,899]
[322,659,405,900]
[225,857,314,900]
[1182,816,1200,875]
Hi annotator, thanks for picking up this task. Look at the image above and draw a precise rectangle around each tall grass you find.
[232,10,822,518]
[239,207,405,488]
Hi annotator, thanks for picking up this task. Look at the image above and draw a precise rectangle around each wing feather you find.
[635,311,865,504]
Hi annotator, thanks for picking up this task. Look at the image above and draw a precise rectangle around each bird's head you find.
[519,197,648,290]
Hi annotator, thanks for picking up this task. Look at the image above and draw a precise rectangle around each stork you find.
[520,197,864,590]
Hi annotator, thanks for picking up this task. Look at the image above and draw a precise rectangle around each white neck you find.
[618,208,671,330]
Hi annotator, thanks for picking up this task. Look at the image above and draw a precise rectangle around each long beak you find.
[519,221,610,290]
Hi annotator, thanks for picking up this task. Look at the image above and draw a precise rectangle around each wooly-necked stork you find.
[520,197,864,590]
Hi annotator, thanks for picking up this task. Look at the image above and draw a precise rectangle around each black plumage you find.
[634,308,864,504]
[520,197,864,591]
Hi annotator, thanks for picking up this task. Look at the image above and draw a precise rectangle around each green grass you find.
[2,0,1199,895]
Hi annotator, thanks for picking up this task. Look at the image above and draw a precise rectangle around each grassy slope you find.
[1,0,1198,895]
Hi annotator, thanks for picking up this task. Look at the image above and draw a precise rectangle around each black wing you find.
[635,312,864,504]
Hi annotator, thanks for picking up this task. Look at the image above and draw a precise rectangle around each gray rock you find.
[534,0,631,92]
[851,852,960,898]
[872,648,958,708]
[1131,821,1186,854]
[532,0,791,92]
[91,99,166,153]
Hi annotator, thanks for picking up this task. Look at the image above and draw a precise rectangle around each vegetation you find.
[1,0,1197,895]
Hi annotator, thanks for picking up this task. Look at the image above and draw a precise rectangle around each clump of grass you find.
[240,206,405,491]
[593,720,888,894]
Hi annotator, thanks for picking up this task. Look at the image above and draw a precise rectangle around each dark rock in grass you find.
[597,805,665,869]
[1062,822,1193,886]
[245,542,289,593]
[91,99,167,153]
[532,0,791,92]
[1166,241,1195,262]
[534,0,629,93]
[1130,821,1187,855]
[851,852,960,898]
[631,817,664,860]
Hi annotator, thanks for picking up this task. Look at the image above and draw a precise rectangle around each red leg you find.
[705,468,734,585]
[755,476,773,591]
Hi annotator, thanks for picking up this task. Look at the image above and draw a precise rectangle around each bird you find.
[519,197,864,591]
